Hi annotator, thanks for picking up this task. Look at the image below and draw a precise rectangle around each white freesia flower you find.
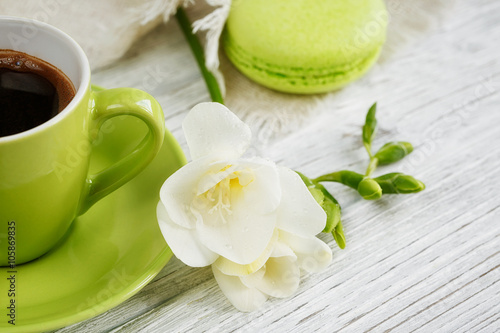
[157,102,332,310]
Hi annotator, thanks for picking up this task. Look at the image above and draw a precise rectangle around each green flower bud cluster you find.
[298,103,425,250]
[357,103,424,197]
[314,170,424,196]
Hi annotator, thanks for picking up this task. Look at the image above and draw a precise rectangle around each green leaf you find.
[374,141,414,165]
[362,103,378,155]
[332,221,346,249]
[374,173,426,194]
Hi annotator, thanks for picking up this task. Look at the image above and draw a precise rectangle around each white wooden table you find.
[55,1,500,332]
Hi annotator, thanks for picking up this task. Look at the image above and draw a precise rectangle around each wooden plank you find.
[55,0,500,332]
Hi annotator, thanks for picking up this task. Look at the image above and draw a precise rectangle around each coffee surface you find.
[0,49,76,137]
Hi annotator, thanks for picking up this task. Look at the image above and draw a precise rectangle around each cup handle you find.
[78,87,165,214]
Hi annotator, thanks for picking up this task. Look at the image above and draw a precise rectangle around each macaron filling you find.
[224,32,383,94]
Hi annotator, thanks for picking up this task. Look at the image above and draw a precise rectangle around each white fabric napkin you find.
[0,0,454,145]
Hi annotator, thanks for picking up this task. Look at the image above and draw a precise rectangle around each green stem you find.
[314,171,343,183]
[296,171,314,187]
[364,142,373,159]
[175,7,224,104]
[365,157,379,177]
[313,170,364,190]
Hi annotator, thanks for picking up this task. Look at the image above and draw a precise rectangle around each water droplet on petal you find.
[225,244,232,250]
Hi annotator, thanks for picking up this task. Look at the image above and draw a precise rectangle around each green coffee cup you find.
[0,16,166,266]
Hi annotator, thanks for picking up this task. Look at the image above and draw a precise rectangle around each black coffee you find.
[0,49,76,137]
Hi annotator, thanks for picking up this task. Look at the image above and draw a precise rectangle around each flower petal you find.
[271,241,296,259]
[197,209,277,265]
[240,266,266,289]
[213,265,268,312]
[183,102,252,161]
[196,164,241,195]
[213,230,278,276]
[276,166,327,236]
[241,158,282,215]
[157,201,218,267]
[159,157,214,229]
[241,256,300,298]
[279,231,332,273]
[197,161,281,264]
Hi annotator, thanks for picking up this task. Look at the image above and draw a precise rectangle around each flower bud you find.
[322,197,341,233]
[362,103,378,152]
[299,174,343,233]
[374,141,413,165]
[332,221,346,249]
[308,187,325,204]
[392,174,425,193]
[374,173,425,194]
[357,178,383,200]
[307,183,341,233]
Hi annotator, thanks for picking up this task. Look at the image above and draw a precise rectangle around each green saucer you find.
[0,88,186,332]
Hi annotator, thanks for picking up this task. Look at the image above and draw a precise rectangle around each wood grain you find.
[55,1,500,332]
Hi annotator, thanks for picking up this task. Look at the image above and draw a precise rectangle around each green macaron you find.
[223,0,388,94]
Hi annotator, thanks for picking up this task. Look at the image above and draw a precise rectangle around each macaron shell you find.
[223,0,388,94]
